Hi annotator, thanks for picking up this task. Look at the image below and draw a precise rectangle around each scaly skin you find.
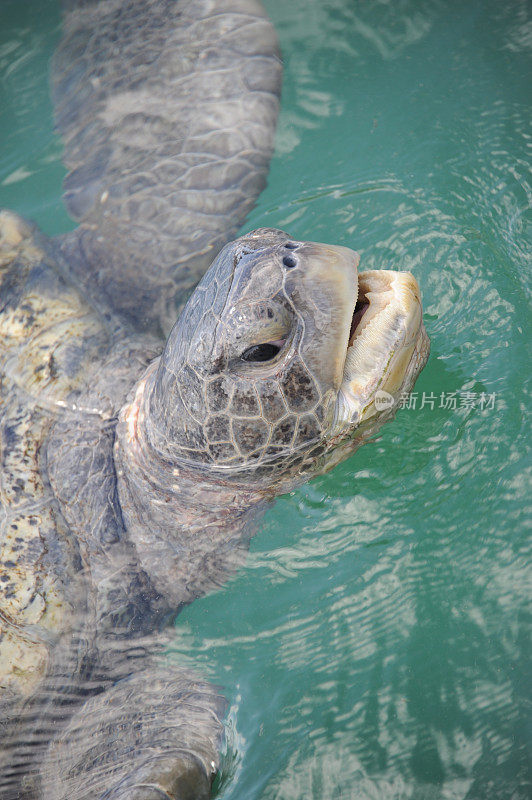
[0,1,429,797]
[0,210,428,799]
[54,0,282,335]
[0,213,226,799]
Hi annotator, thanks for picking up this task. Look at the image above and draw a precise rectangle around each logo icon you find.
[375,390,394,410]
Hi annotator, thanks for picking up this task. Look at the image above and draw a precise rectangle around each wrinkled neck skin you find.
[115,361,272,610]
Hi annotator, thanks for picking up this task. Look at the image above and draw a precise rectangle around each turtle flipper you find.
[41,667,226,800]
[52,0,282,335]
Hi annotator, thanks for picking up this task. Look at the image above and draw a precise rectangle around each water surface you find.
[1,0,530,798]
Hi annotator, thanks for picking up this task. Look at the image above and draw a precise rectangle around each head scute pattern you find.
[146,228,340,483]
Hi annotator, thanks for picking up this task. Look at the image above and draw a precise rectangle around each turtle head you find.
[144,228,429,491]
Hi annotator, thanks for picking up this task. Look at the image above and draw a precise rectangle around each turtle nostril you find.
[282,255,297,268]
[284,242,298,250]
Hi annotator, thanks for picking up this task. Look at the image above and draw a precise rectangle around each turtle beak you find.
[294,242,360,395]
[335,269,428,429]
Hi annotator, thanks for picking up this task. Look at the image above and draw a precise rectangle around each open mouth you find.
[349,293,370,343]
[348,270,421,347]
[336,269,425,427]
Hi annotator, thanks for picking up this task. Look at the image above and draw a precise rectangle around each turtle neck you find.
[114,361,271,609]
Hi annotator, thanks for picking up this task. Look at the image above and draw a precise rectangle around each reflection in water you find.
[1,0,530,798]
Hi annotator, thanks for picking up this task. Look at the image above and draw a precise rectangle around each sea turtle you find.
[0,1,429,798]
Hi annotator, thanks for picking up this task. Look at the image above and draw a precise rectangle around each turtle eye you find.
[241,342,281,362]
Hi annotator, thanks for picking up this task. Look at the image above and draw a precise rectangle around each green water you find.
[1,0,530,798]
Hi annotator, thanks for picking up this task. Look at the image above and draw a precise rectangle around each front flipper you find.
[53,0,282,334]
[42,667,226,800]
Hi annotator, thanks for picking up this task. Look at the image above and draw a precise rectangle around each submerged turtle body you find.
[0,214,98,700]
[0,211,227,798]
[0,2,429,798]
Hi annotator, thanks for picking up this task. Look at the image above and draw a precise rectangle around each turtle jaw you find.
[333,269,429,432]
[293,241,361,398]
